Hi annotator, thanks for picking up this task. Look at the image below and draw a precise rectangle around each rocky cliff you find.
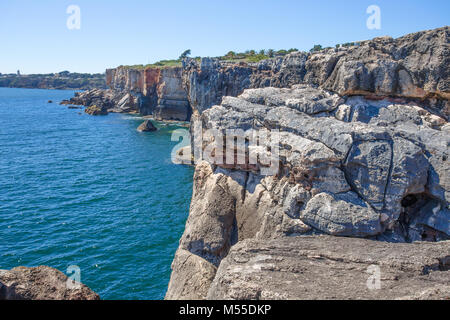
[64,66,191,121]
[0,266,99,300]
[166,26,450,300]
[183,26,449,119]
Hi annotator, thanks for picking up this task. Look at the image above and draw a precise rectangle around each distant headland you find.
[0,71,106,90]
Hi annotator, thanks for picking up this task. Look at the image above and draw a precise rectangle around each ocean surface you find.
[0,88,194,299]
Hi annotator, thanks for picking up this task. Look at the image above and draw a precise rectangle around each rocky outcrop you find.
[167,27,450,300]
[65,66,191,121]
[183,27,449,119]
[61,89,128,112]
[182,59,254,115]
[187,85,449,240]
[0,266,99,300]
[137,120,157,132]
[106,67,145,93]
[208,236,450,300]
[85,104,108,116]
[153,67,191,121]
[167,86,449,299]
[105,66,191,120]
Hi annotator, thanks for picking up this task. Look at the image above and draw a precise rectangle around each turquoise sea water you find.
[0,88,193,299]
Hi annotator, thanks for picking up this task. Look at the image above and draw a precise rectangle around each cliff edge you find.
[166,27,450,300]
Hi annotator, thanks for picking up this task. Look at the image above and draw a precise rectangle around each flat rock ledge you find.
[0,266,100,300]
[207,236,450,300]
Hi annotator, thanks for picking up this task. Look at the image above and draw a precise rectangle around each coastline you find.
[1,26,449,300]
[0,87,194,299]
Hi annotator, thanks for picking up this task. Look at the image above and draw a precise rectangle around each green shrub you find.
[310,44,323,52]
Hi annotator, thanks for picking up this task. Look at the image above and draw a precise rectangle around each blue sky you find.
[0,0,448,74]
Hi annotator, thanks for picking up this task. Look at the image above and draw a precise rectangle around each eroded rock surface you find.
[167,27,450,299]
[65,27,448,123]
[183,27,449,119]
[64,66,191,121]
[0,266,99,300]
[208,236,450,300]
[193,85,449,243]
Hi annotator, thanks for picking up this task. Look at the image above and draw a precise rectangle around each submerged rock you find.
[0,266,99,300]
[137,120,157,132]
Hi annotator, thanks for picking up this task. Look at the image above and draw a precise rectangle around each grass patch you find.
[120,59,182,70]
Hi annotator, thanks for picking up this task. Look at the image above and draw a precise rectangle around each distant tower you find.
[17,70,21,76]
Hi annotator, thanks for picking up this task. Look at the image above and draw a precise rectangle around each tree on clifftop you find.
[310,45,323,52]
[225,51,236,59]
[179,49,191,60]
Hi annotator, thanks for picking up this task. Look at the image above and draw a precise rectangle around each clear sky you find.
[0,0,448,74]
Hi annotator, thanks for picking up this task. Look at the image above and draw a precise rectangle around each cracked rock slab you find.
[207,236,450,300]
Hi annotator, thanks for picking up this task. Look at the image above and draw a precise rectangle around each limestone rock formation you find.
[0,266,99,300]
[192,85,449,242]
[153,67,191,121]
[207,236,450,300]
[167,27,449,300]
[63,67,191,120]
[105,66,191,120]
[62,88,141,114]
[62,89,118,111]
[182,58,254,114]
[183,26,449,119]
